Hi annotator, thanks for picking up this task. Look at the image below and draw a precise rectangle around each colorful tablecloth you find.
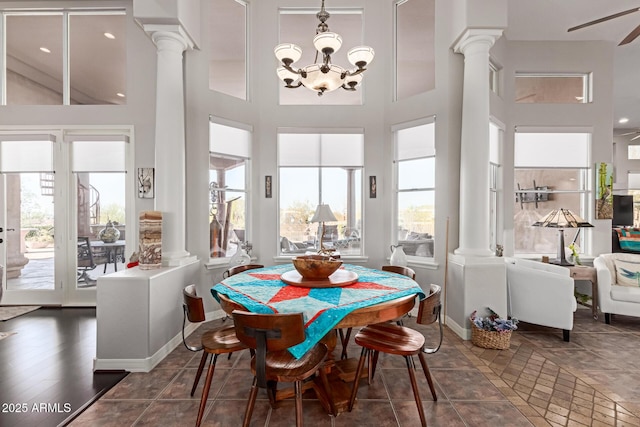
[211,264,425,358]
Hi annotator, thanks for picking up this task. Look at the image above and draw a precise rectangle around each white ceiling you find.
[507,0,640,131]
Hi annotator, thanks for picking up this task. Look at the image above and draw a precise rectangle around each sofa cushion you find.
[610,285,640,303]
[618,229,640,252]
[614,259,640,287]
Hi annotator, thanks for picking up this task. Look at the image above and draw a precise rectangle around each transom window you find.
[278,132,363,256]
[515,73,591,104]
[2,9,126,105]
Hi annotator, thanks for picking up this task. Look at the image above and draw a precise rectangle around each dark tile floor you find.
[69,307,640,426]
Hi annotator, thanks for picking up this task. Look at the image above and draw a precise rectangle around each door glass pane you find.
[6,14,64,105]
[7,173,55,290]
[397,190,434,257]
[279,168,319,252]
[69,13,127,105]
[77,173,126,287]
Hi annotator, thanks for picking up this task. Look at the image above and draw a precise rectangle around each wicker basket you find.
[470,321,512,350]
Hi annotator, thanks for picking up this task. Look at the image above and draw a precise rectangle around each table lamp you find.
[311,204,337,255]
[532,208,593,266]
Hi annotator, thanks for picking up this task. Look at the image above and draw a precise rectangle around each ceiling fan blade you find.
[568,7,640,32]
[619,23,640,45]
[619,131,640,136]
[630,134,640,141]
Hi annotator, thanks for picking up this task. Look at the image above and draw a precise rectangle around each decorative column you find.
[453,29,503,257]
[149,30,196,266]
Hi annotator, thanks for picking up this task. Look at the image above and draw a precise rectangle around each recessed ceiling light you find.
[39,47,51,53]
[619,117,630,124]
[104,32,115,39]
[116,92,125,98]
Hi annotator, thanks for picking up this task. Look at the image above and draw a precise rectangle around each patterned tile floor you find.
[70,307,640,426]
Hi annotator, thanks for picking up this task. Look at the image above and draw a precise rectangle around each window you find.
[2,9,126,105]
[515,73,591,104]
[393,120,435,259]
[627,172,640,227]
[209,120,251,259]
[514,131,591,255]
[489,122,502,251]
[278,133,363,256]
[394,0,435,100]
[209,0,247,100]
[489,60,500,95]
[628,145,640,160]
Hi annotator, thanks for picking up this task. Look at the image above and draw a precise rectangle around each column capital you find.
[145,24,194,51]
[453,28,504,55]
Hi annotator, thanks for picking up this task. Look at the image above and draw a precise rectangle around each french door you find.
[0,129,131,306]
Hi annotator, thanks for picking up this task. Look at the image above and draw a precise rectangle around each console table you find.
[567,265,598,319]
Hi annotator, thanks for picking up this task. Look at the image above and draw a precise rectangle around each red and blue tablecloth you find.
[211,264,425,358]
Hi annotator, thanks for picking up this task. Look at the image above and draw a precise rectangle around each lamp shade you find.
[313,32,343,54]
[347,46,375,68]
[276,67,299,83]
[274,43,302,64]
[300,64,346,93]
[311,204,337,223]
[531,208,593,228]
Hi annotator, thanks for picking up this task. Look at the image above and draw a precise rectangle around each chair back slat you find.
[381,265,416,280]
[183,284,206,323]
[417,284,442,325]
[231,310,305,352]
[222,264,265,278]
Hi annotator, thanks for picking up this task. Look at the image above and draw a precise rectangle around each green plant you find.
[25,227,54,243]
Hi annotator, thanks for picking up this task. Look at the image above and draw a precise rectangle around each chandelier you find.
[274,0,375,96]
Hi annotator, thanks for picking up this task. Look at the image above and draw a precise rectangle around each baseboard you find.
[445,315,471,340]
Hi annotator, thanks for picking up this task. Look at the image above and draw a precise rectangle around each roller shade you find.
[279,133,364,167]
[628,172,640,189]
[210,122,251,158]
[396,123,435,161]
[69,135,128,172]
[0,134,55,172]
[515,132,590,168]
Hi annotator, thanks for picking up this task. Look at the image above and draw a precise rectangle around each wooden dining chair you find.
[222,263,264,278]
[182,285,247,427]
[232,310,335,427]
[348,284,443,427]
[338,265,417,359]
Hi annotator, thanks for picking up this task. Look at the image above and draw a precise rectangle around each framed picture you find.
[595,162,613,219]
[369,176,377,198]
[138,167,155,199]
[265,175,272,198]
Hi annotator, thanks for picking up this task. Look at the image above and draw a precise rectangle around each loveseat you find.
[505,258,577,341]
[594,253,640,324]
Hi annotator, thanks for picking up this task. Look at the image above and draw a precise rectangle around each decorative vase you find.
[229,242,251,268]
[390,244,408,267]
[98,220,120,243]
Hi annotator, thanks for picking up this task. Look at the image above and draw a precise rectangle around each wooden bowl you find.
[292,255,343,280]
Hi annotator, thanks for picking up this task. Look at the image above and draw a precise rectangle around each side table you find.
[567,265,598,319]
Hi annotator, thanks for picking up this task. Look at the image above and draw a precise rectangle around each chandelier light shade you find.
[274,0,375,96]
[532,208,593,266]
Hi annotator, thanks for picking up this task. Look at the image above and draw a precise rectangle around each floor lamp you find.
[532,208,593,266]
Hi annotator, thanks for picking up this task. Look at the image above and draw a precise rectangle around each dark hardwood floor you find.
[0,307,127,427]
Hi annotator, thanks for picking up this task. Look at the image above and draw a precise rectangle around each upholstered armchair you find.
[505,258,577,341]
[594,253,640,324]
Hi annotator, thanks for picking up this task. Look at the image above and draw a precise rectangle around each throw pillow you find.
[614,259,640,287]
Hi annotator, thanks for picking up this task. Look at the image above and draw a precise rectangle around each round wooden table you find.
[216,292,418,414]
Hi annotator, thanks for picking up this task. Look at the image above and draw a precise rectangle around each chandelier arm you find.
[282,63,306,78]
[285,81,304,89]
[341,84,356,92]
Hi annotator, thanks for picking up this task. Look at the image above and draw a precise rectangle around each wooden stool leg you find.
[294,381,303,427]
[405,356,426,427]
[196,354,218,427]
[349,347,368,411]
[369,350,380,384]
[340,328,352,360]
[191,352,208,397]
[418,352,437,401]
[318,365,336,416]
[242,377,259,427]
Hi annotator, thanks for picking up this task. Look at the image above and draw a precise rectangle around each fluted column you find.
[453,29,503,257]
[150,30,194,266]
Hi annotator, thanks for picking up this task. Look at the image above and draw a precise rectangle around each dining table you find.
[211,263,426,413]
